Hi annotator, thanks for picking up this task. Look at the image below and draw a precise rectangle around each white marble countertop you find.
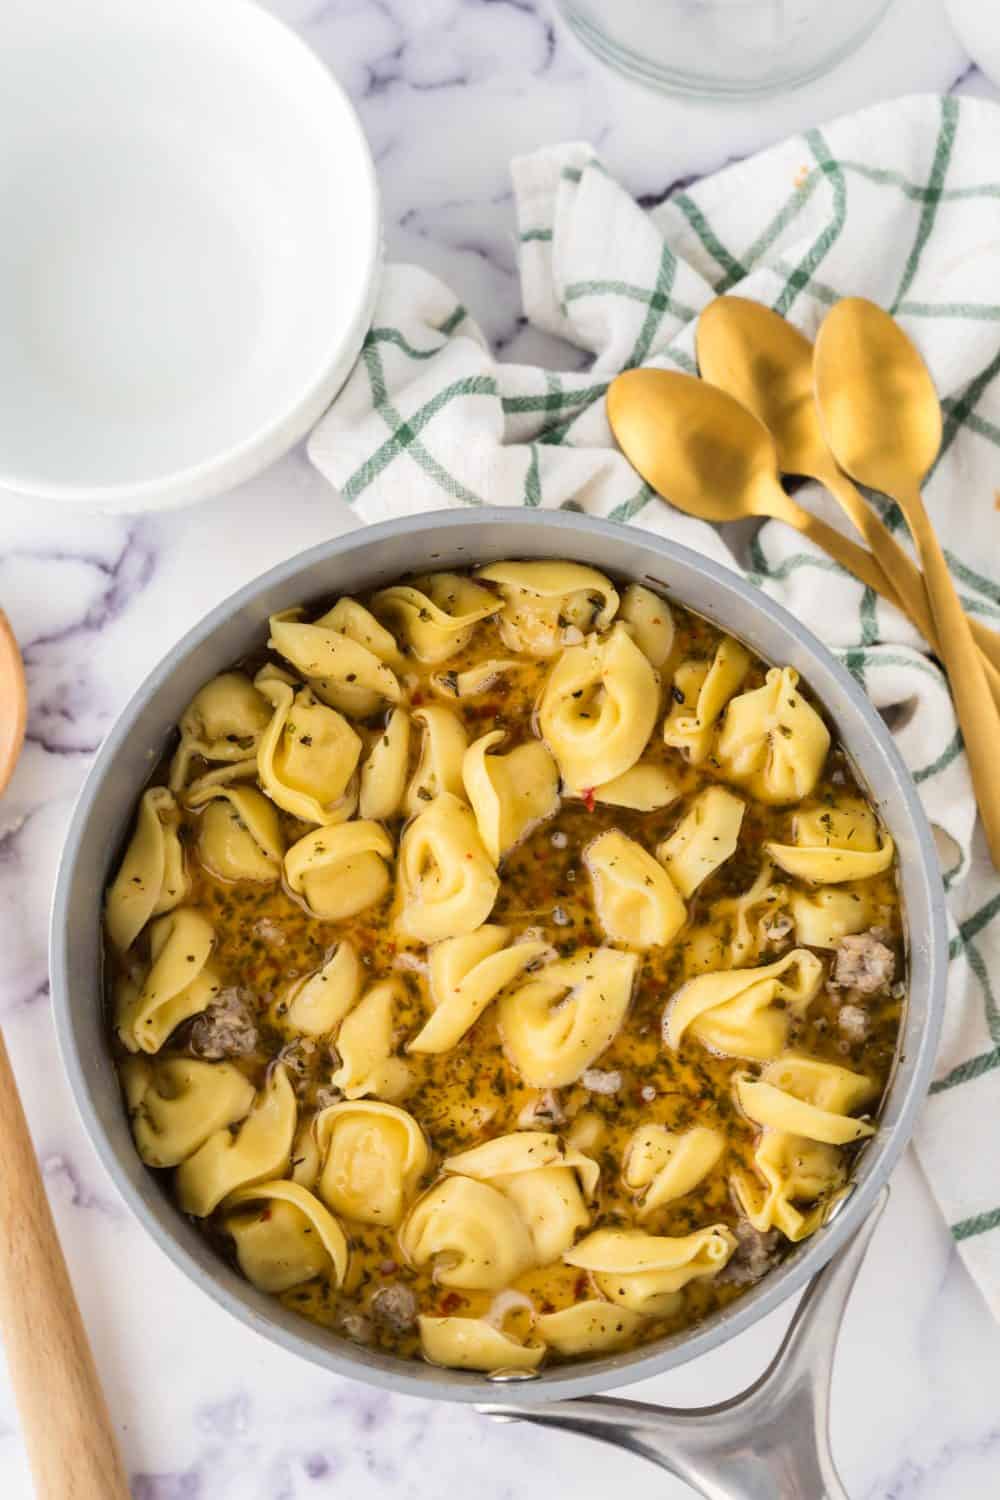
[3,1,1000,1495]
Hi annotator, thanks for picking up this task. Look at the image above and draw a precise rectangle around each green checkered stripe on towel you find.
[308,93,1000,1313]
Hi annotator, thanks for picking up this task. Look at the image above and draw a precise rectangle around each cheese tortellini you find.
[538,624,659,790]
[408,926,550,1054]
[396,793,499,942]
[121,1057,254,1168]
[106,788,189,951]
[285,822,393,921]
[623,1125,725,1217]
[662,638,750,764]
[405,705,468,813]
[314,1100,429,1226]
[619,583,674,668]
[169,672,271,791]
[736,1056,878,1144]
[716,667,831,805]
[536,1302,645,1356]
[498,947,638,1086]
[419,1316,545,1371]
[443,1131,599,1262]
[269,605,401,718]
[176,1065,297,1217]
[257,677,361,825]
[274,941,363,1037]
[359,707,411,821]
[224,1181,349,1293]
[766,798,895,883]
[790,884,876,947]
[657,787,746,898]
[115,909,221,1054]
[585,829,686,948]
[732,1131,844,1241]
[463,731,560,862]
[108,558,902,1376]
[663,949,824,1060]
[564,1227,736,1315]
[400,1175,535,1290]
[330,980,412,1101]
[373,573,501,662]
[476,560,618,657]
[187,780,283,884]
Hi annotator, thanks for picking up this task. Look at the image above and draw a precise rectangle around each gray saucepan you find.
[50,507,947,1411]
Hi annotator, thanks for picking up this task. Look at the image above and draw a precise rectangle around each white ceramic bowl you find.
[0,0,380,511]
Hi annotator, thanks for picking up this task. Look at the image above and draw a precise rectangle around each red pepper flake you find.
[582,786,596,812]
[439,1291,464,1315]
[379,1260,398,1277]
[258,1209,272,1223]
[573,1272,589,1299]
[411,691,425,706]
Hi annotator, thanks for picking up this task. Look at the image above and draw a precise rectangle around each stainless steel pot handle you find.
[479,1187,887,1500]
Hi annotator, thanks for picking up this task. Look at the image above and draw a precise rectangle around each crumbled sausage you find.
[831,929,895,995]
[275,1038,320,1098]
[252,917,286,947]
[189,988,258,1059]
[718,1220,783,1286]
[339,1311,374,1345]
[518,1089,565,1128]
[581,1068,622,1096]
[371,1284,418,1334]
[838,1004,869,1042]
[761,911,794,947]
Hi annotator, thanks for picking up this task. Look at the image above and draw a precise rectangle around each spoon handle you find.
[0,1029,130,1498]
[821,467,1000,710]
[896,488,1000,866]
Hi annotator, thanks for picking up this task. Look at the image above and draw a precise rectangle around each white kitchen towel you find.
[309,92,1000,1314]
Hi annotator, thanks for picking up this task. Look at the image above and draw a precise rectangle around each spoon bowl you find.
[696,296,831,478]
[814,297,943,497]
[606,367,791,524]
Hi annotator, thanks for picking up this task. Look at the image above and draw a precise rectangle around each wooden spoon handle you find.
[0,1029,130,1499]
[823,467,1000,681]
[782,494,1000,713]
[900,489,1000,866]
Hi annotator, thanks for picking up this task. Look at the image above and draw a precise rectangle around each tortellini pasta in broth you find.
[715,667,831,805]
[372,573,501,663]
[539,623,660,790]
[475,560,619,657]
[106,787,189,951]
[585,829,686,948]
[106,557,903,1375]
[663,949,824,1061]
[224,1180,349,1293]
[314,1100,429,1227]
[168,673,271,791]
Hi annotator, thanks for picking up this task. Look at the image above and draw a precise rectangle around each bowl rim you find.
[50,507,948,1402]
[0,0,381,511]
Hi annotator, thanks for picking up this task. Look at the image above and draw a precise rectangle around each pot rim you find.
[49,507,948,1404]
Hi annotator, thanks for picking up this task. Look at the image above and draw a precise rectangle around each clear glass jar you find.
[555,0,894,98]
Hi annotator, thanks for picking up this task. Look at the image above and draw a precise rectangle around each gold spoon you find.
[0,611,130,1498]
[606,367,898,599]
[814,296,1000,869]
[696,295,1000,702]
